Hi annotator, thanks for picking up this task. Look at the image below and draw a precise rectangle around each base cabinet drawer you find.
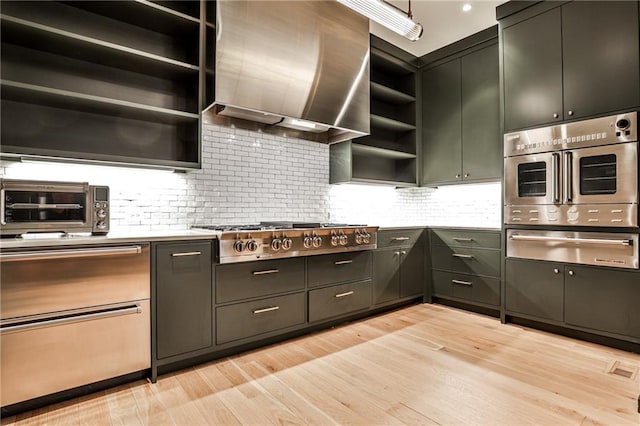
[376,229,424,249]
[431,229,500,249]
[432,246,500,277]
[307,251,371,288]
[1,300,150,407]
[308,280,372,323]
[432,271,500,306]
[216,258,305,303]
[216,292,305,344]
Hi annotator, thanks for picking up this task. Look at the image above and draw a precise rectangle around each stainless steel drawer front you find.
[507,229,639,269]
[1,300,150,407]
[1,245,150,319]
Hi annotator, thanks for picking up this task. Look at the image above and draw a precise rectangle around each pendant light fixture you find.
[337,0,423,41]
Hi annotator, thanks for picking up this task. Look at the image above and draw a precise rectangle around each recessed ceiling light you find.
[462,3,472,12]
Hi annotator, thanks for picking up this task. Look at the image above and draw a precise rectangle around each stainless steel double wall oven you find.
[504,111,639,269]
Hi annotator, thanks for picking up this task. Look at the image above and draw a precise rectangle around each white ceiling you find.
[370,0,506,57]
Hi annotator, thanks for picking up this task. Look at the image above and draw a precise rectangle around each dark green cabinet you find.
[373,229,425,305]
[155,241,213,360]
[502,7,562,131]
[506,259,640,342]
[430,228,501,309]
[502,1,640,131]
[421,60,461,185]
[505,258,564,322]
[565,266,640,340]
[421,41,500,186]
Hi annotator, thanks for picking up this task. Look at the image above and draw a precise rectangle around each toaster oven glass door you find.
[2,189,88,224]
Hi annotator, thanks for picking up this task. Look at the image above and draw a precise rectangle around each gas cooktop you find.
[193,222,367,232]
[193,222,378,263]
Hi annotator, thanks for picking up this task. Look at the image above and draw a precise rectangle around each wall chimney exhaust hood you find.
[203,1,370,144]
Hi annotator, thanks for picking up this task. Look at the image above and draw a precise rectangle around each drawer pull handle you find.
[392,237,410,241]
[334,260,353,265]
[252,269,280,275]
[0,304,142,334]
[252,306,280,314]
[335,291,355,298]
[452,279,472,286]
[452,254,475,259]
[171,251,201,257]
[453,238,474,242]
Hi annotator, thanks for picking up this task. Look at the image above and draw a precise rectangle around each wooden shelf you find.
[0,15,199,78]
[371,82,415,104]
[64,1,200,36]
[352,143,416,160]
[1,80,199,124]
[0,1,204,170]
[370,114,416,132]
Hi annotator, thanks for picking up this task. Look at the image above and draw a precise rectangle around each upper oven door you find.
[504,152,559,206]
[568,142,638,205]
[1,181,91,234]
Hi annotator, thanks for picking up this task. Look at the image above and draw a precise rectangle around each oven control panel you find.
[504,111,637,157]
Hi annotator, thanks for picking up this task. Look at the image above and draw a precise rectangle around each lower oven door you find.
[0,300,150,407]
[507,229,639,269]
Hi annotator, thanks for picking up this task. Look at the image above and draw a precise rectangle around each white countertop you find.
[0,229,218,250]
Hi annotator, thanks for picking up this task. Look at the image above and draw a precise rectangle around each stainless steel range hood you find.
[203,0,370,143]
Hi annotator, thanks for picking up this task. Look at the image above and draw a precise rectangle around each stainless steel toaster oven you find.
[0,179,109,236]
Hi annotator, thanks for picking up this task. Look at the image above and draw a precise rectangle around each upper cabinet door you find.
[562,1,640,120]
[461,43,500,181]
[502,8,563,131]
[421,59,462,184]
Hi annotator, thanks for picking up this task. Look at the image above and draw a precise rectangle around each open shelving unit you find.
[0,0,205,169]
[330,35,419,187]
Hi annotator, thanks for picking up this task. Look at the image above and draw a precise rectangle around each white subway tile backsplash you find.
[1,124,501,230]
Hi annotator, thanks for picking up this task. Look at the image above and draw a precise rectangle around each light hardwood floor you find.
[3,304,639,425]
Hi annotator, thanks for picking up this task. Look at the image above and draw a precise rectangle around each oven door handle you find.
[509,235,632,246]
[5,203,84,210]
[552,152,560,203]
[0,189,5,225]
[564,151,573,203]
[0,246,143,262]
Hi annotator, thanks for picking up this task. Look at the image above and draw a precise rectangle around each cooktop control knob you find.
[312,236,322,248]
[331,235,339,246]
[303,236,313,248]
[362,232,371,244]
[339,233,348,246]
[246,240,258,252]
[271,238,282,251]
[282,237,292,250]
[233,240,244,253]
[355,233,363,244]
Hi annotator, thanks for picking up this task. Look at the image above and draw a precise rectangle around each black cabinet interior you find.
[0,0,204,169]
